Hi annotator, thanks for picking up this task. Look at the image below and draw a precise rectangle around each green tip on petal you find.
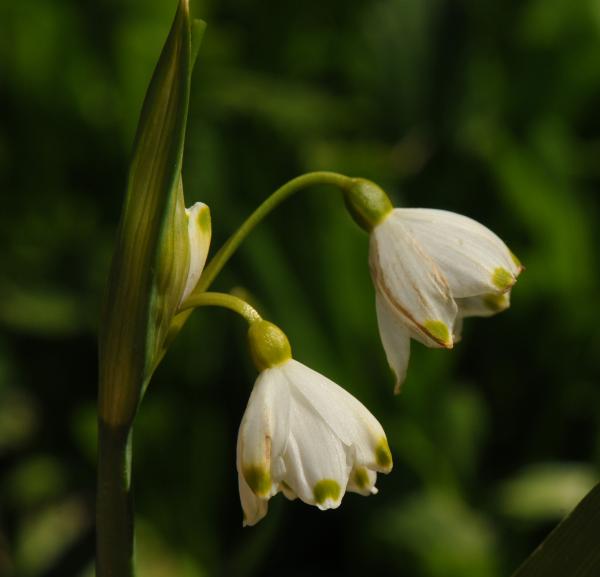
[483,293,509,312]
[196,204,211,234]
[353,467,370,490]
[313,479,341,505]
[492,267,515,291]
[375,438,393,471]
[423,320,453,347]
[510,251,522,270]
[243,464,271,497]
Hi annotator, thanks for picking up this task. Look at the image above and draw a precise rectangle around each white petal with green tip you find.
[375,293,412,393]
[236,358,392,525]
[399,208,522,297]
[179,202,211,304]
[370,210,457,347]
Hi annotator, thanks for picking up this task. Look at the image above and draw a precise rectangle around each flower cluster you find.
[185,183,521,526]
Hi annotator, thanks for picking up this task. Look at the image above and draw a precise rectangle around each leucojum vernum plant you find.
[97,2,523,575]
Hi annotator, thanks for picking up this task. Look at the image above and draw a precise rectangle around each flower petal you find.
[370,210,457,347]
[180,202,211,304]
[375,293,411,393]
[453,316,464,343]
[238,472,268,527]
[282,360,393,473]
[278,478,297,501]
[280,383,351,510]
[237,367,290,497]
[347,466,378,496]
[399,208,522,298]
[236,429,269,526]
[456,291,511,318]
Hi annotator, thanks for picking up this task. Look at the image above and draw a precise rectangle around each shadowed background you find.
[1,0,600,575]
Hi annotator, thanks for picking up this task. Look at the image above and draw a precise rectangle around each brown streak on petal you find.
[370,237,453,348]
[264,435,272,469]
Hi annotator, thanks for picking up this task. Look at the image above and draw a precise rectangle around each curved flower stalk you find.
[237,321,393,526]
[370,208,523,392]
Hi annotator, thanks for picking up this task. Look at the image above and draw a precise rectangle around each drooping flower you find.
[369,208,523,391]
[237,321,393,526]
[178,201,212,306]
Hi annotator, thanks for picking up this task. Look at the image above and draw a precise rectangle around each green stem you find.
[194,171,353,293]
[97,421,134,577]
[180,291,262,324]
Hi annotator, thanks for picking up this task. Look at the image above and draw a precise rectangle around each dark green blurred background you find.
[1,0,600,575]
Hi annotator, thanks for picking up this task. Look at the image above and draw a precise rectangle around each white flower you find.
[179,201,211,305]
[370,208,523,392]
[237,358,393,527]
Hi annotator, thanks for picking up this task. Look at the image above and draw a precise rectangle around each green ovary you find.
[248,320,292,371]
[423,320,452,346]
[492,267,514,291]
[313,479,341,505]
[343,178,393,232]
[243,464,271,496]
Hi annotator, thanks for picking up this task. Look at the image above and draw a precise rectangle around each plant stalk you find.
[194,171,353,293]
[96,421,134,577]
[180,291,262,324]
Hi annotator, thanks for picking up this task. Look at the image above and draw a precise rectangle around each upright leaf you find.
[98,0,205,426]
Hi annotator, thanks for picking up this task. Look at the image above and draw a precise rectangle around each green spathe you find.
[98,0,206,427]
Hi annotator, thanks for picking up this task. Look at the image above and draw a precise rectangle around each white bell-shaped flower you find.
[238,321,392,526]
[179,201,212,305]
[370,208,522,392]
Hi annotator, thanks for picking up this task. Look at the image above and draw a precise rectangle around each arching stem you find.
[193,171,353,293]
[180,291,262,324]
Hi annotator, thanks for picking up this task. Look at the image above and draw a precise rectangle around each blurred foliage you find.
[1,0,600,576]
[513,481,600,577]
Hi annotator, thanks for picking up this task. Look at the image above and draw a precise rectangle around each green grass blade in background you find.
[512,482,600,577]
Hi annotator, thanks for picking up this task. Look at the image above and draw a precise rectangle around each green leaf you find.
[512,482,600,577]
[377,490,499,577]
[98,0,201,426]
